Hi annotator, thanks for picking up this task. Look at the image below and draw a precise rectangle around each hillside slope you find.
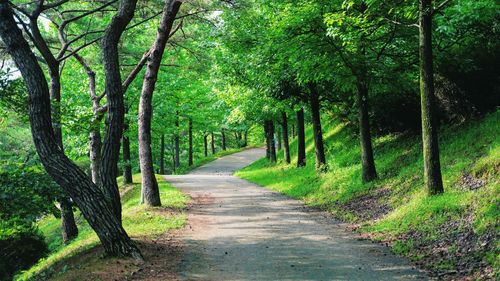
[15,175,189,281]
[236,111,499,280]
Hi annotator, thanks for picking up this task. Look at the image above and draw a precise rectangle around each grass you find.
[15,174,189,281]
[236,110,499,275]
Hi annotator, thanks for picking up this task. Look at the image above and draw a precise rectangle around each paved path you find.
[164,148,428,281]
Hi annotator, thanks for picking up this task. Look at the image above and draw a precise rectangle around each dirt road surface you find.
[164,148,428,281]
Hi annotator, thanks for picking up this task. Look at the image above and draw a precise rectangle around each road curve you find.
[164,148,428,281]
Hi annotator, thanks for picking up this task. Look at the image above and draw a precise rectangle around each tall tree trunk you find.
[221,128,226,150]
[309,85,327,170]
[138,0,182,206]
[188,118,193,166]
[160,134,165,174]
[296,108,306,167]
[281,112,291,164]
[99,0,140,222]
[265,120,277,162]
[174,115,180,168]
[291,124,295,139]
[356,80,377,182]
[210,131,215,154]
[203,134,208,157]
[277,126,282,151]
[420,0,444,195]
[122,119,133,184]
[243,130,248,147]
[0,1,142,258]
[60,197,78,244]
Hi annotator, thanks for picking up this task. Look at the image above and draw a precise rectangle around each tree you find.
[0,0,142,258]
[138,0,182,206]
[419,0,444,195]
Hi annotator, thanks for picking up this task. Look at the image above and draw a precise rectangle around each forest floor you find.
[163,148,428,280]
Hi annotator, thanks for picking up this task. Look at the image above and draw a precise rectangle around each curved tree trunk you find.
[419,0,444,195]
[356,80,377,182]
[99,0,140,222]
[138,0,182,206]
[296,108,306,167]
[0,1,142,259]
[188,118,193,166]
[281,112,291,164]
[309,86,327,170]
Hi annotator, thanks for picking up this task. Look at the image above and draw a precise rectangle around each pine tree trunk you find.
[356,81,377,182]
[211,131,215,154]
[99,0,141,222]
[221,128,226,150]
[281,112,291,164]
[309,86,327,170]
[160,134,165,174]
[188,118,193,166]
[122,119,133,184]
[0,2,142,258]
[204,134,208,157]
[296,108,306,167]
[419,0,444,195]
[138,0,181,206]
[60,197,78,243]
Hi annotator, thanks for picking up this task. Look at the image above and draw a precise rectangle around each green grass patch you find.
[236,110,500,272]
[15,174,189,281]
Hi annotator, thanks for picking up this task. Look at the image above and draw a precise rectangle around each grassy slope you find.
[15,174,189,281]
[236,111,499,277]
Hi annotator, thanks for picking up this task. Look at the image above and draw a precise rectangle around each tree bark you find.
[420,0,444,195]
[138,0,182,206]
[188,118,193,166]
[309,85,327,170]
[99,0,139,222]
[122,118,133,184]
[210,131,216,155]
[60,196,78,243]
[296,108,306,167]
[221,128,226,150]
[265,120,277,162]
[243,130,248,147]
[160,134,165,174]
[277,126,282,151]
[281,112,291,164]
[356,80,377,182]
[203,134,208,157]
[0,1,142,259]
[174,114,180,168]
